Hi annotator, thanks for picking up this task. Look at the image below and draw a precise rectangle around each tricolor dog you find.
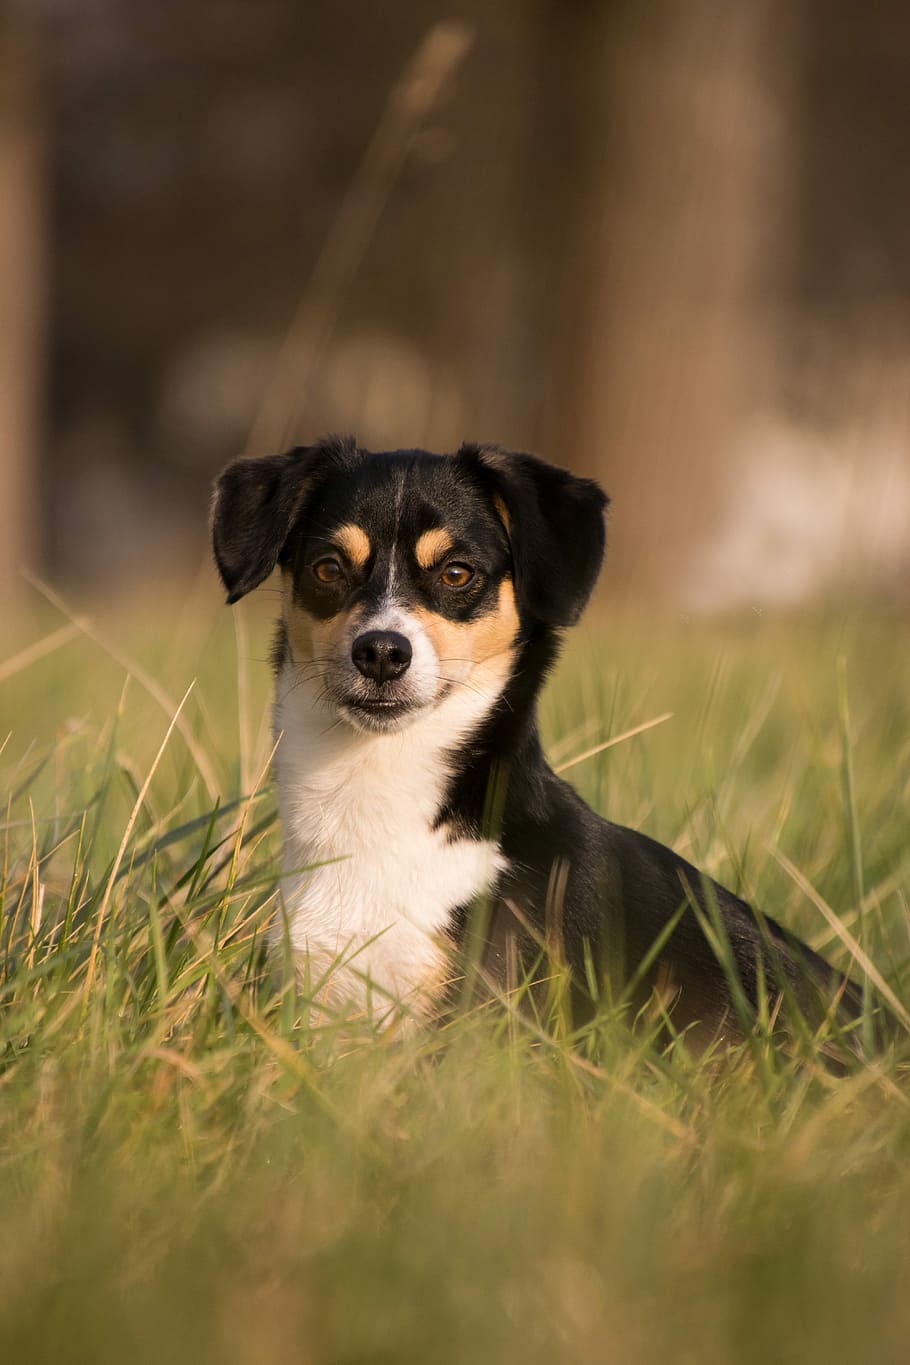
[212,437,861,1040]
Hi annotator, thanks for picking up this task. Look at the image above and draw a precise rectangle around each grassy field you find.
[2,586,909,1364]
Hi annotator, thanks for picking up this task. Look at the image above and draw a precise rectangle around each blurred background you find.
[1,0,909,611]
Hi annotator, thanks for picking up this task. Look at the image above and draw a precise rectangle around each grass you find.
[2,586,910,1364]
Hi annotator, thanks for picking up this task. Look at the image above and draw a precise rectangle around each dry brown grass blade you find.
[554,712,673,775]
[21,571,219,801]
[0,622,83,684]
[83,682,195,1001]
[771,845,910,1034]
[247,19,475,455]
[485,976,698,1145]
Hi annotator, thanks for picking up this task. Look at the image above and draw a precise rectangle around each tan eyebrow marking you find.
[415,528,454,570]
[333,524,371,568]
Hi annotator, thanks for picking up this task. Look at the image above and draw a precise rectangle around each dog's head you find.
[212,437,607,733]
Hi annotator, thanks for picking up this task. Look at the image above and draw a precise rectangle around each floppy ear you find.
[459,444,608,626]
[211,447,320,603]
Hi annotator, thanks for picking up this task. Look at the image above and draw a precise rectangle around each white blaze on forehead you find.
[384,463,407,594]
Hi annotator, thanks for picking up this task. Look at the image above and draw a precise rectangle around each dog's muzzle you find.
[339,617,437,731]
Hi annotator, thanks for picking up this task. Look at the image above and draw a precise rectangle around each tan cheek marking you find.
[414,528,454,571]
[411,578,520,668]
[470,579,521,661]
[334,523,371,569]
[281,570,362,664]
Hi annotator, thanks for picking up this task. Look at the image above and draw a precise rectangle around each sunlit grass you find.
[2,589,909,1363]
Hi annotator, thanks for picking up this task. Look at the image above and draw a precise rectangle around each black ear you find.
[459,444,608,626]
[211,446,321,603]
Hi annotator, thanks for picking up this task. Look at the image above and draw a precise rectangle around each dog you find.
[211,436,864,1042]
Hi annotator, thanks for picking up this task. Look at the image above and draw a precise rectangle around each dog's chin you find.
[336,694,429,735]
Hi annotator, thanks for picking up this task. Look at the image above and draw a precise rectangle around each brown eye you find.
[439,562,474,589]
[313,557,344,585]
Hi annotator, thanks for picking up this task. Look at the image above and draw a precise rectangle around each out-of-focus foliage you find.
[1,1,909,600]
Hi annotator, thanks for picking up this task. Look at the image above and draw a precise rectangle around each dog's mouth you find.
[339,693,424,732]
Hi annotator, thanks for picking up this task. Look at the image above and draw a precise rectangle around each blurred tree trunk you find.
[540,0,784,596]
[0,16,43,602]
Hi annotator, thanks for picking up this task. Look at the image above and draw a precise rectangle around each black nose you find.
[351,630,413,684]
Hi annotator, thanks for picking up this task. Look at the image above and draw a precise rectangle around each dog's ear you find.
[211,446,322,603]
[460,444,608,626]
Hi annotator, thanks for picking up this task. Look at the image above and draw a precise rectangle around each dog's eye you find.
[439,562,474,589]
[312,557,344,585]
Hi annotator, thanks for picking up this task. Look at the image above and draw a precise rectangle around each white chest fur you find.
[271,663,506,1016]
